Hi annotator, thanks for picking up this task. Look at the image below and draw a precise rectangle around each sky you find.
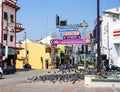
[16,0,120,41]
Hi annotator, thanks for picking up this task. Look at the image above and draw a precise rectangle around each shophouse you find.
[16,39,51,69]
[0,0,24,67]
[100,7,120,66]
[16,37,60,69]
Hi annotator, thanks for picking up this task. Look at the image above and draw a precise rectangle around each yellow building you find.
[16,39,55,69]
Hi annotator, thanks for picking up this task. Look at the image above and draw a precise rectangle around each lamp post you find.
[80,20,88,70]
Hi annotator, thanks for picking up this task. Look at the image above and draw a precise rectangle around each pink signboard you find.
[50,38,90,45]
[63,31,80,36]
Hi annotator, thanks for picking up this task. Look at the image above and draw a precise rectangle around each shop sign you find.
[2,48,17,55]
[50,38,90,45]
[113,30,120,37]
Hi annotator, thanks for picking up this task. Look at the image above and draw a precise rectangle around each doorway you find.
[46,59,49,69]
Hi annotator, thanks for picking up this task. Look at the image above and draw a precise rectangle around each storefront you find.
[1,47,17,67]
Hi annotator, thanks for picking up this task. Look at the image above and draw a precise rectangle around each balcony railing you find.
[16,41,24,50]
[16,23,25,33]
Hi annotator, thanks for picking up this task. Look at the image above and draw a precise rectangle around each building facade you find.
[16,39,60,69]
[101,7,120,66]
[0,0,24,67]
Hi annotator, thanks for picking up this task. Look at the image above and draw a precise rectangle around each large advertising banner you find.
[50,38,90,45]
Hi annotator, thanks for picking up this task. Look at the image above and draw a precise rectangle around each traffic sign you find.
[50,40,55,44]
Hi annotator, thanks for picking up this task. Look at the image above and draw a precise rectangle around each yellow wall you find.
[16,40,53,69]
[60,45,65,53]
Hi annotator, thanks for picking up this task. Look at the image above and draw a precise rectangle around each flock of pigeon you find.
[27,68,98,84]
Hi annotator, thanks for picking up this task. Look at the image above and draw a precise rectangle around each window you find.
[4,12,8,20]
[10,35,13,42]
[10,15,14,22]
[4,34,7,40]
[112,14,119,20]
[27,50,29,54]
[17,51,20,54]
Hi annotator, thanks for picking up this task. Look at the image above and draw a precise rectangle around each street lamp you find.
[80,20,88,70]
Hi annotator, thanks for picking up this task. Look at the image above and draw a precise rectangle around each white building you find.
[101,7,120,66]
[0,0,24,66]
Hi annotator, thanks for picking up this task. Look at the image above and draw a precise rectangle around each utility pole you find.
[96,0,101,72]
[24,31,27,61]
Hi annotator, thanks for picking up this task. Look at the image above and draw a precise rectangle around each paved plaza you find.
[0,69,120,92]
[0,80,120,92]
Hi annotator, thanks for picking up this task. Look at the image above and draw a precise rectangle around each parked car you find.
[3,65,16,74]
[0,67,3,79]
[111,65,120,71]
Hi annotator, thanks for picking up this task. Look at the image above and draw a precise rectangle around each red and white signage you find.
[64,31,80,36]
[113,30,120,36]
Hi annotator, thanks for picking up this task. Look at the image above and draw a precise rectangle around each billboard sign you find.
[59,28,78,32]
[50,38,90,45]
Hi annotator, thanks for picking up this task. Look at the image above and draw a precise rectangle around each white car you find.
[0,67,3,79]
